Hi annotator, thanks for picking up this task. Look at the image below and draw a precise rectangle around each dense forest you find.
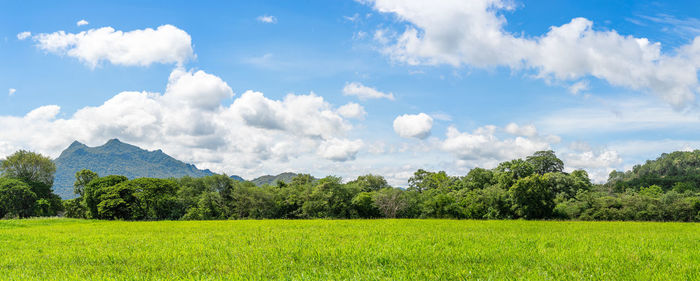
[1,149,699,221]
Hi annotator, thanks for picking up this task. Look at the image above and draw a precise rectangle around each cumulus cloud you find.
[17,31,31,40]
[442,125,552,167]
[231,91,351,139]
[563,149,622,169]
[393,113,433,139]
[558,143,623,183]
[337,102,366,119]
[257,15,277,24]
[318,138,364,161]
[32,25,194,68]
[363,0,700,108]
[76,19,89,26]
[343,82,395,100]
[8,88,16,96]
[0,68,363,179]
[504,122,537,137]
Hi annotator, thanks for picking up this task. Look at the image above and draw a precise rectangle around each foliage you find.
[0,150,56,186]
[526,150,564,175]
[82,175,129,218]
[73,169,98,197]
[0,151,62,217]
[606,150,700,191]
[408,169,455,193]
[347,174,389,192]
[0,149,698,222]
[0,178,37,218]
[509,174,555,219]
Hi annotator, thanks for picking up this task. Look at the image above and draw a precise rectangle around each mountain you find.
[251,172,300,186]
[53,139,224,199]
[230,175,245,181]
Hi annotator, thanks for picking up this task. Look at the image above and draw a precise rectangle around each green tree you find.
[408,169,454,193]
[97,183,139,220]
[351,192,380,218]
[509,174,555,219]
[183,192,225,220]
[63,198,86,218]
[83,175,128,218]
[349,174,389,192]
[129,178,182,220]
[0,150,56,186]
[459,168,495,190]
[543,170,591,200]
[0,178,37,218]
[231,182,277,219]
[0,150,62,216]
[301,176,357,218]
[420,189,459,218]
[495,159,535,188]
[291,174,315,186]
[73,169,98,197]
[526,150,564,175]
[639,185,663,198]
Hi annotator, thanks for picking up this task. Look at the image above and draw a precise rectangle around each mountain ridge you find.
[53,139,224,199]
[250,172,301,186]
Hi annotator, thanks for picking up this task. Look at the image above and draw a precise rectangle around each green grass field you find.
[0,219,698,280]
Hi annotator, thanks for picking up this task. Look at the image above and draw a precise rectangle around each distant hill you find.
[230,175,244,181]
[606,150,700,191]
[53,139,235,199]
[251,172,300,186]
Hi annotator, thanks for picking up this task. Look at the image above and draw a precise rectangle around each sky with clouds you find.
[1,0,700,185]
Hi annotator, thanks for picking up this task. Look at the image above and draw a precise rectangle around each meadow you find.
[0,219,698,280]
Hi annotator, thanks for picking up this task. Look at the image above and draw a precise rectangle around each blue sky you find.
[2,0,700,184]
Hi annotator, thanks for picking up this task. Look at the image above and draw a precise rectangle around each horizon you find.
[51,137,700,184]
[2,0,700,186]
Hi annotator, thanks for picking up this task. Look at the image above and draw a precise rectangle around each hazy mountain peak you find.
[68,140,86,148]
[52,139,234,199]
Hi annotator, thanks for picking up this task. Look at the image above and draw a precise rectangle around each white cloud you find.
[164,68,233,110]
[318,138,364,161]
[343,82,395,100]
[559,145,623,183]
[393,113,433,139]
[16,31,31,40]
[363,0,700,108]
[430,112,452,121]
[568,81,589,95]
[257,15,277,24]
[8,88,16,96]
[337,102,366,119]
[76,19,89,26]
[32,25,194,68]
[344,13,360,22]
[563,149,622,169]
[231,91,351,139]
[504,122,537,137]
[539,97,700,136]
[0,68,364,180]
[442,125,552,168]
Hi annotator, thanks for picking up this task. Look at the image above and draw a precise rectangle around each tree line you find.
[1,149,699,221]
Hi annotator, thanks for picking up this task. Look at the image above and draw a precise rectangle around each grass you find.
[0,219,698,280]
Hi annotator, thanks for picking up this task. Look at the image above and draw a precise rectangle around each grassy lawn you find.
[0,219,698,280]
